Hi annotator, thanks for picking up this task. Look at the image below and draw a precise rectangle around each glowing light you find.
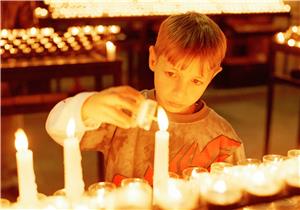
[287,39,296,47]
[276,32,285,44]
[15,129,28,151]
[67,118,75,138]
[157,107,168,131]
[213,180,227,194]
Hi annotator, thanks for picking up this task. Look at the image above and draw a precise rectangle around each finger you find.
[105,93,140,115]
[100,104,135,128]
[112,86,144,102]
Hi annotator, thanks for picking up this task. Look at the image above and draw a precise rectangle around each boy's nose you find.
[172,81,186,98]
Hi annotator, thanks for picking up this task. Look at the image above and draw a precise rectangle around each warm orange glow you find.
[41,28,54,36]
[106,41,115,50]
[70,27,79,36]
[66,118,76,138]
[287,39,296,47]
[108,25,121,34]
[276,32,285,44]
[28,27,38,36]
[15,129,28,151]
[96,25,106,34]
[157,106,168,131]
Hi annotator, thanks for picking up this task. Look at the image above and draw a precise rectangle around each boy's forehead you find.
[170,56,210,75]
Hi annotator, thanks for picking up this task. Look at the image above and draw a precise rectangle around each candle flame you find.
[252,170,267,186]
[213,180,227,193]
[106,41,115,49]
[191,168,200,179]
[167,179,182,200]
[287,39,295,47]
[15,129,28,151]
[66,118,76,138]
[276,32,285,43]
[157,106,168,131]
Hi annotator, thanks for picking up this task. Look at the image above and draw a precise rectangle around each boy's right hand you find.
[81,86,144,129]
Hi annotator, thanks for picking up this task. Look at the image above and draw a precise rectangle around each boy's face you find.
[149,46,220,114]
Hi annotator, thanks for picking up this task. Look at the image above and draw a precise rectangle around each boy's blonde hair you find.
[154,12,227,71]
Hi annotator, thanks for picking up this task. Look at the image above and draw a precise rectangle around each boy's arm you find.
[45,92,101,146]
[46,86,144,146]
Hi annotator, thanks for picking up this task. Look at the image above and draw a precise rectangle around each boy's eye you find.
[164,71,176,78]
[192,79,203,85]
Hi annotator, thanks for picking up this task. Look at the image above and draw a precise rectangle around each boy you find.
[46,12,245,185]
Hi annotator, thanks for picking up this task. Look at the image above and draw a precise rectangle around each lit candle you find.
[14,129,38,206]
[245,167,283,198]
[204,178,242,207]
[64,118,85,202]
[153,107,169,202]
[106,41,116,61]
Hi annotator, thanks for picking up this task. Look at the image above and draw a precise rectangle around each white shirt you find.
[45,92,100,145]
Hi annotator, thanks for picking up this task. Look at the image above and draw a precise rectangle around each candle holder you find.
[169,171,180,179]
[202,175,242,210]
[237,158,261,167]
[135,99,158,130]
[87,182,116,208]
[39,195,70,209]
[210,162,233,174]
[53,188,66,196]
[154,178,198,210]
[244,167,284,203]
[287,149,300,158]
[263,154,287,163]
[182,166,208,180]
[283,157,300,196]
[106,178,152,209]
[1,198,11,208]
[88,181,116,197]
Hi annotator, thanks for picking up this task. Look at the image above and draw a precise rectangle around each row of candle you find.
[39,0,290,19]
[1,102,300,209]
[1,27,118,60]
[276,25,300,48]
[2,151,299,209]
[1,106,167,209]
[1,25,121,40]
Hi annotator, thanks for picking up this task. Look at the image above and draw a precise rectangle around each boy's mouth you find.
[166,101,184,108]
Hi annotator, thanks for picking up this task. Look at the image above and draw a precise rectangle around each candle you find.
[182,166,208,180]
[244,167,283,197]
[210,162,233,174]
[153,107,170,207]
[204,177,242,208]
[153,107,169,189]
[121,178,152,208]
[64,118,85,202]
[156,178,198,210]
[106,41,116,61]
[14,129,38,206]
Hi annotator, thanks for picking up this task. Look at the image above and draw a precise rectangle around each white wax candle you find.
[64,118,85,202]
[14,129,38,206]
[153,107,169,193]
[106,41,116,61]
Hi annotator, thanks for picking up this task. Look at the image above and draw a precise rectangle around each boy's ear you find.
[149,45,157,72]
[212,67,222,78]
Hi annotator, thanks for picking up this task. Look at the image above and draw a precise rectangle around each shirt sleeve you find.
[45,92,100,145]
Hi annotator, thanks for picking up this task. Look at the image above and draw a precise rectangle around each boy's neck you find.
[153,90,203,114]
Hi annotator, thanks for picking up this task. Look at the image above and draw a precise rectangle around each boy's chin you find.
[163,105,191,114]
